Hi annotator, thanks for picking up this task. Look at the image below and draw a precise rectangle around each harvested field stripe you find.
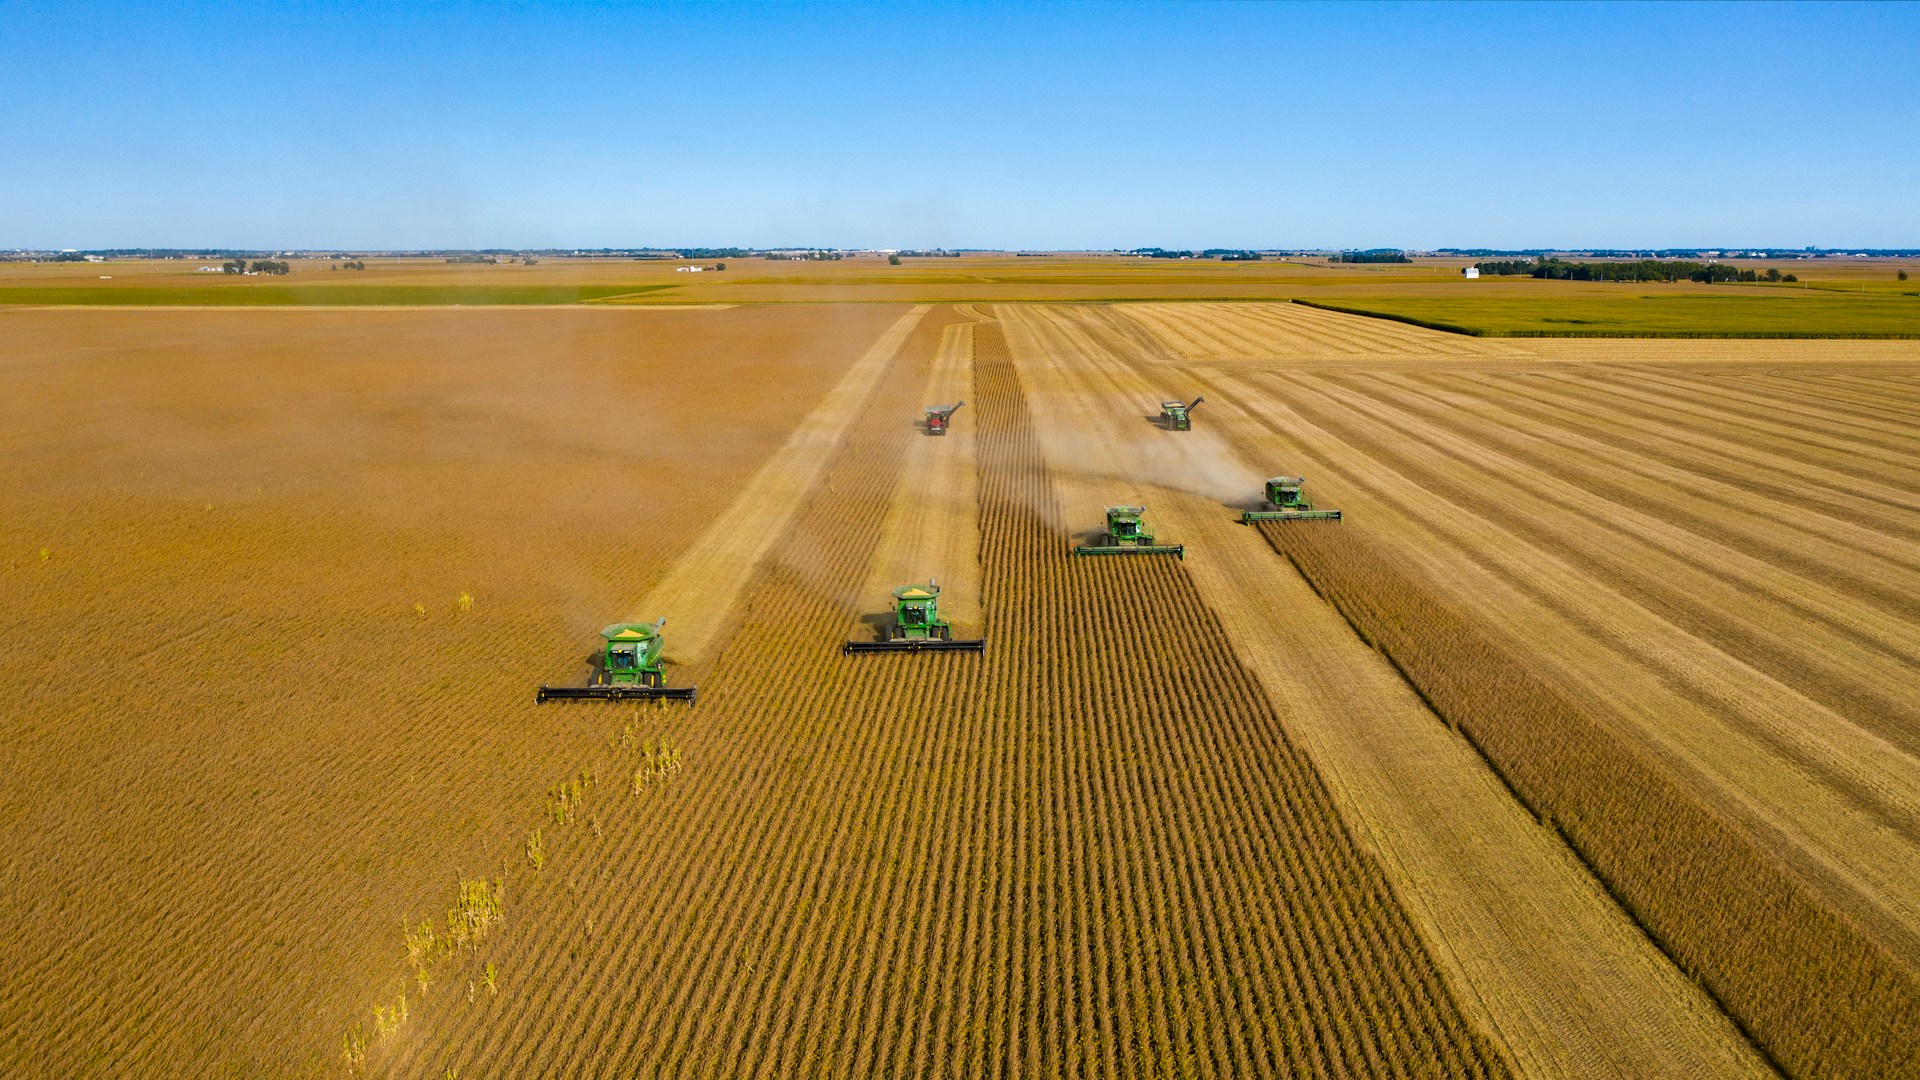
[1625,368,1920,447]
[1430,370,1920,545]
[1534,370,1920,493]
[1553,370,1920,483]
[635,303,930,665]
[855,318,983,634]
[1328,370,1920,675]
[1266,370,1920,835]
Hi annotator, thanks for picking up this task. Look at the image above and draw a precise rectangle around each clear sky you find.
[3,1,1916,250]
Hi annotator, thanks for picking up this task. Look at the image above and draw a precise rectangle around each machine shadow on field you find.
[853,611,895,641]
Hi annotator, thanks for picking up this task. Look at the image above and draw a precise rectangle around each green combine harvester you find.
[1074,505,1186,559]
[1158,396,1204,431]
[537,618,697,703]
[1241,476,1342,524]
[845,582,985,654]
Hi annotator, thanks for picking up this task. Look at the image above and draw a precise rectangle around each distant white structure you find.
[675,265,705,273]
[1462,266,1480,279]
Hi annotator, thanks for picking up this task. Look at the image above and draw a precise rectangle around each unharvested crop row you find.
[383,309,1512,1078]
[1260,520,1920,1080]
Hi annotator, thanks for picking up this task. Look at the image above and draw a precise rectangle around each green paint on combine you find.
[1074,505,1186,559]
[537,617,697,703]
[846,582,985,654]
[1241,476,1342,524]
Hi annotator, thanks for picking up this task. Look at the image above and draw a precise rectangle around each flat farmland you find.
[6,293,1920,1079]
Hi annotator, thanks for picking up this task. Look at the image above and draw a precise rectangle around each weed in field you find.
[548,777,584,825]
[444,878,503,954]
[458,591,474,612]
[526,828,544,871]
[413,602,427,619]
[341,1026,368,1073]
[403,917,438,969]
[482,961,497,996]
[39,547,50,561]
[415,965,431,996]
[373,993,408,1038]
[633,741,683,792]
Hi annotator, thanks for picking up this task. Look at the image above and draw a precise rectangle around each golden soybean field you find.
[4,298,1918,1079]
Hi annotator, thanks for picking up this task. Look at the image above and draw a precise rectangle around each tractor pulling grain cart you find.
[846,582,985,654]
[924,401,965,435]
[537,618,697,703]
[1074,505,1186,559]
[1241,476,1342,524]
[1158,396,1204,431]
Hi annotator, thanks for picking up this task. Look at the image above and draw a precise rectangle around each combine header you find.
[1158,396,1204,431]
[925,401,965,435]
[846,582,985,654]
[537,618,697,703]
[1074,505,1186,559]
[1241,476,1342,523]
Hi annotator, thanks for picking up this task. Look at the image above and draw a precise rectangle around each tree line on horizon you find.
[1475,257,1798,283]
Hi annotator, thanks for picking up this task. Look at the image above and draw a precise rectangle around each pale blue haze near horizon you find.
[2,0,1916,250]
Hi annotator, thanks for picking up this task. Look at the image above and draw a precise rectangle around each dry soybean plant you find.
[632,741,683,793]
[548,768,594,825]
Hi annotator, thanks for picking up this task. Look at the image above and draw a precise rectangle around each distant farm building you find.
[1462,267,1480,279]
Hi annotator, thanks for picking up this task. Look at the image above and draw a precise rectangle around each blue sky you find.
[2,1,1916,250]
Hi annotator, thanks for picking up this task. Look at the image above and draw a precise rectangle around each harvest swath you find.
[5,284,1918,1080]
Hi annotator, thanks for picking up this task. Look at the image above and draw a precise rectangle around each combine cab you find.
[1074,505,1186,558]
[925,401,965,435]
[538,618,697,703]
[846,582,985,654]
[1241,476,1342,524]
[1158,396,1204,431]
